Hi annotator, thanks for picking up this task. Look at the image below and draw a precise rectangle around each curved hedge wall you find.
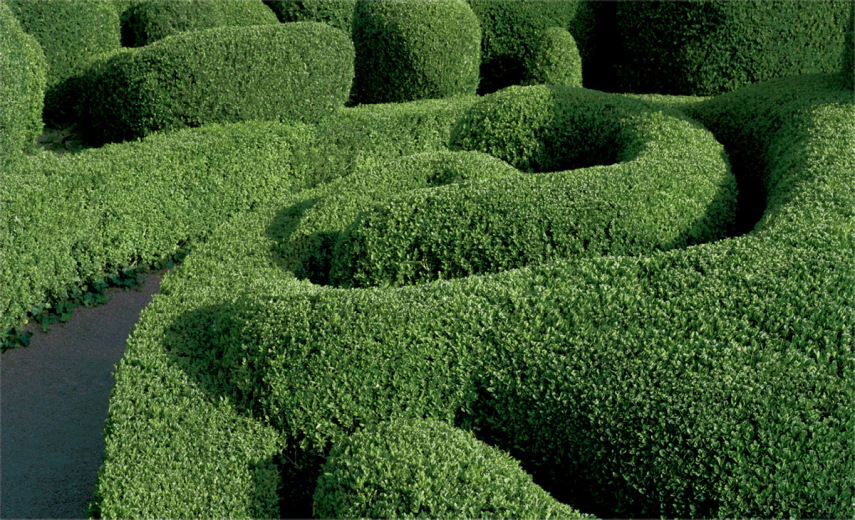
[314,419,590,519]
[263,0,355,35]
[80,22,353,145]
[91,74,853,518]
[4,0,121,123]
[351,0,481,104]
[613,0,851,95]
[325,86,735,287]
[122,0,278,47]
[0,1,45,171]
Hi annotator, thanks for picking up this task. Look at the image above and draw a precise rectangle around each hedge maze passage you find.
[1,0,853,518]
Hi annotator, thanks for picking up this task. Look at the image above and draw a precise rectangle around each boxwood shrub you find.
[121,0,278,47]
[92,74,852,518]
[3,0,121,124]
[612,0,851,95]
[0,1,45,171]
[843,0,854,90]
[314,419,590,519]
[523,27,583,87]
[263,0,355,35]
[81,22,354,144]
[350,0,481,105]
[326,86,735,287]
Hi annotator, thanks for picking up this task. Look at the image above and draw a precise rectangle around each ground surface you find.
[1,273,163,519]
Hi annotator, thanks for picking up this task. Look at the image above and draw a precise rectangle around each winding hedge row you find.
[0,1,45,171]
[92,75,853,518]
[121,0,278,47]
[81,22,353,144]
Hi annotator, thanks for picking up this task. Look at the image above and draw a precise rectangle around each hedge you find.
[91,74,853,518]
[0,1,45,172]
[314,419,590,519]
[350,0,481,105]
[612,0,852,95]
[467,0,604,93]
[843,0,854,90]
[326,86,736,287]
[523,26,583,87]
[80,22,353,145]
[3,0,121,124]
[121,0,278,47]
[263,0,355,35]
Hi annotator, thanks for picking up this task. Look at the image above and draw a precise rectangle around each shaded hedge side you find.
[263,0,355,35]
[81,23,353,145]
[613,0,851,95]
[122,0,278,47]
[0,1,45,171]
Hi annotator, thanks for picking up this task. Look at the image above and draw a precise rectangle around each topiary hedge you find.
[314,419,591,519]
[3,0,121,124]
[842,0,854,90]
[523,26,583,87]
[92,74,853,519]
[350,0,481,105]
[80,22,354,145]
[121,0,278,47]
[263,0,355,35]
[0,1,45,172]
[612,0,851,95]
[324,86,735,288]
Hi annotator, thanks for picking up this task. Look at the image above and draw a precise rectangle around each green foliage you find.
[351,0,481,104]
[524,27,583,87]
[122,0,278,47]
[92,75,854,518]
[80,22,353,144]
[842,0,854,90]
[0,1,45,171]
[263,0,355,35]
[467,0,602,93]
[613,0,852,95]
[3,0,121,123]
[314,419,591,519]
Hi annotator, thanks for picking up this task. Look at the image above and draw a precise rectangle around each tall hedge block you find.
[4,0,121,123]
[0,2,45,171]
[122,0,278,47]
[613,0,851,95]
[263,0,355,35]
[81,22,354,144]
[351,0,481,104]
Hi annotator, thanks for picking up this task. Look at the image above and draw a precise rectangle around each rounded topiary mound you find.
[4,0,120,123]
[264,0,355,36]
[314,419,590,519]
[613,0,851,95]
[351,0,481,104]
[81,22,354,144]
[122,0,279,47]
[524,26,583,86]
[0,1,46,170]
[327,85,736,288]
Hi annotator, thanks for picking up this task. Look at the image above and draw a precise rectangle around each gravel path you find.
[1,274,164,519]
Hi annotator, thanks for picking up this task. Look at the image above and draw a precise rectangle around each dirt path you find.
[1,273,164,519]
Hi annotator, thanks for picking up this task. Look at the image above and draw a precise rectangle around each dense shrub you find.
[121,0,277,47]
[3,0,121,123]
[327,86,735,287]
[263,0,355,35]
[468,0,604,93]
[843,0,854,89]
[314,419,590,519]
[350,0,481,104]
[523,27,583,87]
[80,22,353,145]
[92,75,853,518]
[0,2,45,171]
[612,0,851,95]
